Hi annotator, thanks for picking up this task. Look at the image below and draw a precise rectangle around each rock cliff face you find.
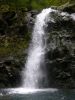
[0,2,75,88]
[45,11,75,88]
[0,9,37,88]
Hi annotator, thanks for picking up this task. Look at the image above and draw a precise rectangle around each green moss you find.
[0,0,75,10]
[0,36,29,58]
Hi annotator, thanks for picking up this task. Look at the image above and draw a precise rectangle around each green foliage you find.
[0,36,29,58]
[0,0,75,10]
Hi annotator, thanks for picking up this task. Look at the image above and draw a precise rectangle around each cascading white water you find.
[22,8,55,88]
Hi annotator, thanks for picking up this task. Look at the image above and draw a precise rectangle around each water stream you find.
[22,8,56,88]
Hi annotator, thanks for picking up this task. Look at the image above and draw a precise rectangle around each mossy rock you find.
[57,2,75,13]
[0,0,75,11]
[45,11,75,88]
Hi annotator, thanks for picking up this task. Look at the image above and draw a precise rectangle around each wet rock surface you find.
[45,12,75,88]
[0,9,36,88]
[0,57,25,88]
[0,10,36,36]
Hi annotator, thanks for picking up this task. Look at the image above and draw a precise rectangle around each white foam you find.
[3,88,58,95]
[71,13,75,20]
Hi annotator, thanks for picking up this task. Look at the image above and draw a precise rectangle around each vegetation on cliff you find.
[0,0,75,10]
[0,4,32,87]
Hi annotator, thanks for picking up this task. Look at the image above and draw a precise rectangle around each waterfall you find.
[22,7,75,88]
[0,8,75,96]
[22,8,55,88]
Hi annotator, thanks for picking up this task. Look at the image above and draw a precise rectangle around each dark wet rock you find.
[2,11,17,26]
[29,10,38,17]
[0,19,7,35]
[2,11,16,20]
[0,58,24,88]
[0,9,36,36]
[24,11,36,32]
[45,12,75,88]
[52,2,75,13]
[60,3,75,13]
[0,8,35,88]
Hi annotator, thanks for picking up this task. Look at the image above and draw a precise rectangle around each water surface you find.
[0,88,75,100]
